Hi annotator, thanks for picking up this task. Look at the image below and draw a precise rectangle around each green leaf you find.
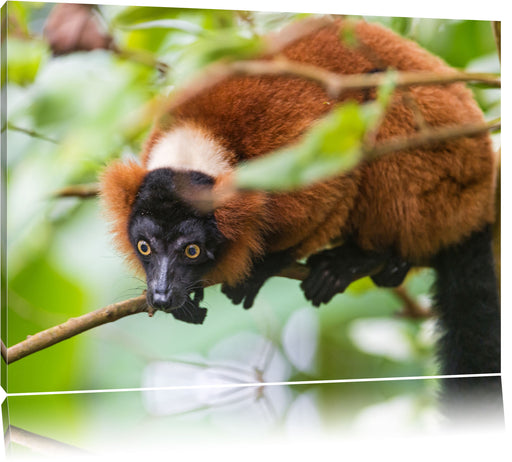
[235,148,305,190]
[346,277,376,295]
[299,147,362,185]
[7,38,49,86]
[339,19,359,48]
[389,17,414,36]
[7,1,30,36]
[198,9,237,30]
[411,19,497,68]
[375,70,398,108]
[315,102,366,154]
[122,27,177,54]
[196,32,263,64]
[235,102,370,191]
[175,30,264,81]
[111,6,188,27]
[111,6,235,31]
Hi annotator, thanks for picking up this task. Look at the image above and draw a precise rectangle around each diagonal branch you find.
[2,261,428,365]
[4,295,148,364]
[364,120,501,160]
[6,123,59,144]
[52,118,500,200]
[4,270,304,364]
[6,426,88,456]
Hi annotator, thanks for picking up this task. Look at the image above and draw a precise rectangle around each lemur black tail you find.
[432,224,502,421]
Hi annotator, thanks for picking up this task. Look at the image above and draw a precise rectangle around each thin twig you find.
[493,22,501,63]
[112,45,169,75]
[167,59,500,112]
[233,60,501,94]
[393,286,431,319]
[364,120,501,160]
[7,123,58,144]
[52,183,100,198]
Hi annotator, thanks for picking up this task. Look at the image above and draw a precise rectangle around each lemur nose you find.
[150,289,172,309]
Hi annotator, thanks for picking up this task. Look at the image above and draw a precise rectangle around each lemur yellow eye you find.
[137,240,151,256]
[185,244,201,259]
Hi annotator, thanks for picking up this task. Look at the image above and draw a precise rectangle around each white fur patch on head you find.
[147,124,233,177]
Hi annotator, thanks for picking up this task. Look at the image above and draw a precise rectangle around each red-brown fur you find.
[100,18,496,285]
[100,160,148,272]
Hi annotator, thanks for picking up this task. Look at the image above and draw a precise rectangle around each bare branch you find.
[364,120,501,160]
[5,295,149,364]
[493,22,501,63]
[112,45,169,75]
[393,286,431,319]
[7,123,58,144]
[233,60,501,94]
[51,60,500,201]
[52,118,500,203]
[52,183,100,198]
[3,260,427,364]
[1,340,7,363]
[166,59,500,112]
[7,426,88,456]
[278,261,311,281]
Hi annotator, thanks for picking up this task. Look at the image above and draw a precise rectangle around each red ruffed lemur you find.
[100,17,500,404]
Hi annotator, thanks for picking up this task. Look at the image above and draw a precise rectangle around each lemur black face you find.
[128,168,226,311]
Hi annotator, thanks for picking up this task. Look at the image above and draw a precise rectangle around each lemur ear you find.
[99,160,147,266]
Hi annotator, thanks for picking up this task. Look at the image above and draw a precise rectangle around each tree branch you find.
[112,45,169,75]
[50,61,500,200]
[6,123,58,144]
[492,21,501,63]
[1,340,8,363]
[3,261,426,364]
[52,183,100,198]
[4,295,149,364]
[167,59,500,111]
[392,286,431,319]
[6,426,87,456]
[364,120,501,160]
[51,118,500,201]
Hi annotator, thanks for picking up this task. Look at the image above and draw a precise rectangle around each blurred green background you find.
[3,1,500,441]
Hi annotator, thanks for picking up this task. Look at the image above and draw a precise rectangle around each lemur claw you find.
[301,242,409,307]
[222,250,294,309]
[371,257,411,287]
[222,278,265,310]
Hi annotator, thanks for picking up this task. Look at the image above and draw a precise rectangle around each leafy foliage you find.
[7,38,49,86]
[4,2,499,439]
